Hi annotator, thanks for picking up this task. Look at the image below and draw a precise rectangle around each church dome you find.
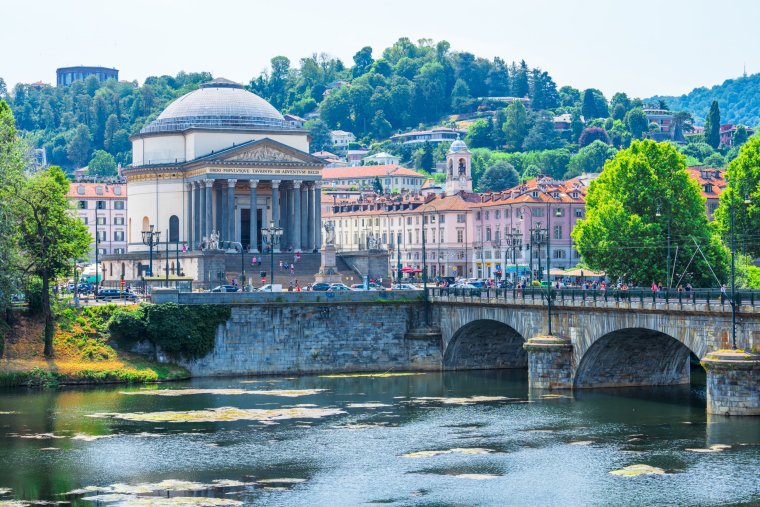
[448,139,469,153]
[140,78,290,134]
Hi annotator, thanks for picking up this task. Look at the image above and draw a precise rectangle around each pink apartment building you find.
[67,182,128,262]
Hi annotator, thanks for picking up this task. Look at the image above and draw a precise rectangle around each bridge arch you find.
[443,319,527,370]
[574,327,700,389]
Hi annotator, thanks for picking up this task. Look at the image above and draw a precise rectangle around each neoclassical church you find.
[112,78,325,282]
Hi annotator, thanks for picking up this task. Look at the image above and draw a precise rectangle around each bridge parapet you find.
[430,287,760,315]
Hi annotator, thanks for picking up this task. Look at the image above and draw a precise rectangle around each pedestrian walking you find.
[251,255,257,266]
[279,260,283,271]
[290,264,295,276]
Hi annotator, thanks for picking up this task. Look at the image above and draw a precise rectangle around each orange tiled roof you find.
[322,164,425,180]
[66,182,127,199]
[686,167,725,199]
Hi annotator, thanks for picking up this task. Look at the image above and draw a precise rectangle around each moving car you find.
[257,284,283,292]
[209,285,240,293]
[310,283,331,292]
[95,288,138,301]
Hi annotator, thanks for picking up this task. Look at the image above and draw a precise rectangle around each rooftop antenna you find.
[743,63,747,78]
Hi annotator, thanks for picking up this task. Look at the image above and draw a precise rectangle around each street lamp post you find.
[261,221,283,291]
[729,190,752,349]
[420,206,438,325]
[655,202,672,288]
[94,209,100,295]
[164,229,170,286]
[141,225,161,278]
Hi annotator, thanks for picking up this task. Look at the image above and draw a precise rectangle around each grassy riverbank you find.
[0,305,189,387]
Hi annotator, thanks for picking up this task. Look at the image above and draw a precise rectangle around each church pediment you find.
[225,145,304,163]
[193,138,324,166]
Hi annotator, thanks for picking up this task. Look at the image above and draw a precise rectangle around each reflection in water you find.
[0,370,759,506]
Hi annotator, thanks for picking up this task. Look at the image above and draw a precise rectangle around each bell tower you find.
[445,139,472,195]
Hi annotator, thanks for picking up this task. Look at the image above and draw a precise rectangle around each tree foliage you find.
[704,100,721,149]
[572,140,727,287]
[477,161,519,192]
[713,136,760,258]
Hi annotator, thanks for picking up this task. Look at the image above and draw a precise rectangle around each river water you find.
[1,370,760,506]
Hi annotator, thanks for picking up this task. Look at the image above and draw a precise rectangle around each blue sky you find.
[3,0,758,98]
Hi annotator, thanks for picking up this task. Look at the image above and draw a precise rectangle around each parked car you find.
[497,280,513,289]
[392,283,422,290]
[257,284,283,292]
[95,288,138,301]
[77,282,93,294]
[310,282,332,292]
[327,283,353,291]
[350,283,379,291]
[209,285,240,293]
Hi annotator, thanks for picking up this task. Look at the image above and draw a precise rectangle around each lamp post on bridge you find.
[729,189,752,349]
[505,227,522,283]
[261,221,284,292]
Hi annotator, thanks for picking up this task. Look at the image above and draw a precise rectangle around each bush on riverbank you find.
[0,304,189,387]
[108,303,231,360]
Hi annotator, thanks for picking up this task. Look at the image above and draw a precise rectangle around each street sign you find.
[120,279,125,286]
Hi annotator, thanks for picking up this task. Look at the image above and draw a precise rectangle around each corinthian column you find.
[249,180,259,252]
[204,179,214,243]
[314,182,322,248]
[292,180,302,252]
[226,179,237,245]
[186,182,193,249]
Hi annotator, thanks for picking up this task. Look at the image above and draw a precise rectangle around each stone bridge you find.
[432,292,760,415]
[150,288,760,415]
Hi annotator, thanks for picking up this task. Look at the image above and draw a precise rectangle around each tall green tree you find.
[565,140,617,178]
[0,101,24,321]
[572,140,727,286]
[626,107,649,140]
[581,89,598,120]
[713,136,760,258]
[732,124,749,147]
[13,166,91,356]
[704,100,721,149]
[466,118,493,148]
[88,150,117,177]
[477,161,519,192]
[305,119,332,152]
[67,124,92,167]
[420,141,434,172]
[502,100,528,151]
[450,78,472,111]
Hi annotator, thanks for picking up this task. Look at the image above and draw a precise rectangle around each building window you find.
[97,217,106,225]
[495,210,501,219]
[114,231,124,241]
[439,215,445,223]
[575,209,583,218]
[76,185,85,195]
[555,208,564,217]
[457,229,464,243]
[78,201,87,209]
[532,208,543,217]
[80,215,88,225]
[554,225,562,240]
[96,200,106,210]
[114,201,125,210]
[114,217,124,225]
[169,215,179,242]
[553,249,566,259]
[439,228,444,243]
[476,211,481,220]
[456,214,465,223]
[406,217,412,225]
[485,228,491,241]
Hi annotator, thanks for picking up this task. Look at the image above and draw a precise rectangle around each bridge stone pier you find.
[433,294,760,416]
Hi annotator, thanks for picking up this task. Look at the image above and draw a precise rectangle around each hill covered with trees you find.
[1,37,755,188]
[650,73,760,127]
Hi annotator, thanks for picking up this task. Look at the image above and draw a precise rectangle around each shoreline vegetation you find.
[0,304,190,388]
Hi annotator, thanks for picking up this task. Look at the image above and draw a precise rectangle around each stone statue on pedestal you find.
[314,220,342,283]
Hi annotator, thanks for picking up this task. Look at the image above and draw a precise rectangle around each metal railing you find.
[429,287,760,308]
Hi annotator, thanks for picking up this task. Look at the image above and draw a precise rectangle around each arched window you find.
[458,158,466,175]
[141,216,149,231]
[448,159,453,176]
[169,215,179,242]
